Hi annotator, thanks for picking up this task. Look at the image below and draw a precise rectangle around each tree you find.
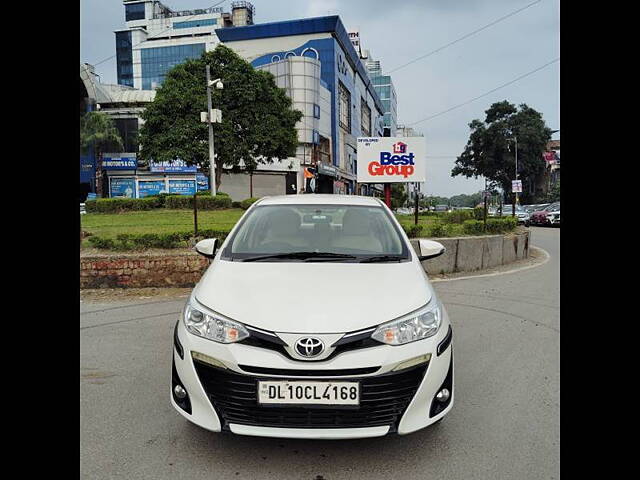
[139,45,303,191]
[451,101,552,204]
[547,178,560,202]
[80,111,124,196]
[390,184,408,209]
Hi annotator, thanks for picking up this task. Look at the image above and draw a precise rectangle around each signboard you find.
[138,180,166,197]
[543,151,557,165]
[110,178,136,198]
[87,193,97,200]
[317,162,338,177]
[149,160,197,173]
[196,174,209,191]
[102,154,137,170]
[512,180,523,193]
[168,179,196,195]
[356,137,427,183]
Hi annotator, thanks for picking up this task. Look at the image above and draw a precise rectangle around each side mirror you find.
[195,238,218,259]
[418,239,445,261]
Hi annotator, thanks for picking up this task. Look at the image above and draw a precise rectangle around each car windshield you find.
[222,204,410,262]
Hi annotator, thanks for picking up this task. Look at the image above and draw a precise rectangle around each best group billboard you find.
[356,137,426,183]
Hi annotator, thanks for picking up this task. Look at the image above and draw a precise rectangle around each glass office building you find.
[369,72,397,137]
[115,1,254,90]
[140,44,206,89]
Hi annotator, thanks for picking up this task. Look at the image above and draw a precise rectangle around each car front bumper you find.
[170,311,454,439]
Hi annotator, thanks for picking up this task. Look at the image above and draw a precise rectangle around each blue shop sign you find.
[138,180,167,198]
[149,160,197,173]
[196,173,209,191]
[168,179,196,195]
[110,178,136,198]
[103,156,137,170]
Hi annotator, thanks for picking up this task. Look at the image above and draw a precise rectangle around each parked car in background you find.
[522,204,548,214]
[488,205,530,225]
[434,205,451,213]
[530,202,560,226]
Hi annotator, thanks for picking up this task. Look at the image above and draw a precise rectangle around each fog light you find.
[174,384,187,399]
[436,388,450,403]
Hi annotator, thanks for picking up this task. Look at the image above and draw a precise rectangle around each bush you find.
[87,236,116,249]
[232,201,242,208]
[164,194,232,210]
[403,224,424,238]
[463,219,485,235]
[85,197,161,213]
[86,230,230,250]
[462,217,518,235]
[427,221,447,237]
[441,209,475,224]
[240,197,259,210]
[473,207,485,220]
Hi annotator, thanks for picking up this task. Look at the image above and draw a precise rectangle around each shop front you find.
[103,155,209,198]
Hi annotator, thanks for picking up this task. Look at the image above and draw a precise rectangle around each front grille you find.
[194,360,428,431]
[238,326,383,361]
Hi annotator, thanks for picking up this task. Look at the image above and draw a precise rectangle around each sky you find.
[80,0,559,197]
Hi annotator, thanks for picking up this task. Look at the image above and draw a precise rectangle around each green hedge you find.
[86,194,236,213]
[85,197,162,213]
[240,197,259,210]
[403,224,424,238]
[164,194,232,210]
[440,210,475,224]
[462,217,518,235]
[87,230,230,251]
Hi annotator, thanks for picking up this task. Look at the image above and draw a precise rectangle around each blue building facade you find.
[216,16,385,194]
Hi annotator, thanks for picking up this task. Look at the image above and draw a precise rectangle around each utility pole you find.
[483,177,488,228]
[204,67,225,196]
[205,65,216,196]
[414,183,419,226]
[508,136,518,217]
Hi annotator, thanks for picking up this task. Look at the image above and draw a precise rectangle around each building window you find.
[115,31,133,87]
[313,104,320,119]
[125,3,146,21]
[173,18,217,29]
[338,82,351,132]
[361,98,371,136]
[140,44,206,90]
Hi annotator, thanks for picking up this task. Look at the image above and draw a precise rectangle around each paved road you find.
[80,227,559,480]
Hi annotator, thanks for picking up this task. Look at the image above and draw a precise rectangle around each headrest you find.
[267,208,301,236]
[341,209,371,235]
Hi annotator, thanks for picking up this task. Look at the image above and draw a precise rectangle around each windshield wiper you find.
[240,252,358,262]
[358,255,406,263]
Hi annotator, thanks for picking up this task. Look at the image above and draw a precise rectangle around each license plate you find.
[257,380,360,406]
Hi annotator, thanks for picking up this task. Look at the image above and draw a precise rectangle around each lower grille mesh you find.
[194,361,428,431]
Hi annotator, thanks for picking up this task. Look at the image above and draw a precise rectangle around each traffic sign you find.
[512,180,522,193]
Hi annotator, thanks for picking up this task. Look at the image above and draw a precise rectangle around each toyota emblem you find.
[295,337,324,358]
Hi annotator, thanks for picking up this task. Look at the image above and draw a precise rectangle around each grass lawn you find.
[80,209,513,250]
[81,209,244,238]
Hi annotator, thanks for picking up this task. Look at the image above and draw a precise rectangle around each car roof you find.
[256,194,385,207]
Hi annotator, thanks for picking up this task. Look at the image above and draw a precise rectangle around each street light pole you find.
[508,136,518,217]
[206,65,217,196]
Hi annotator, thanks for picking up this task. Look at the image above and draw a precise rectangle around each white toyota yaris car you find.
[171,194,454,439]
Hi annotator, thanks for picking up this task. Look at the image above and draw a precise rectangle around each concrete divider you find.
[80,230,530,289]
[410,230,530,275]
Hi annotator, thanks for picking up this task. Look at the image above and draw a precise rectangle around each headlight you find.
[371,298,442,346]
[183,297,249,344]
